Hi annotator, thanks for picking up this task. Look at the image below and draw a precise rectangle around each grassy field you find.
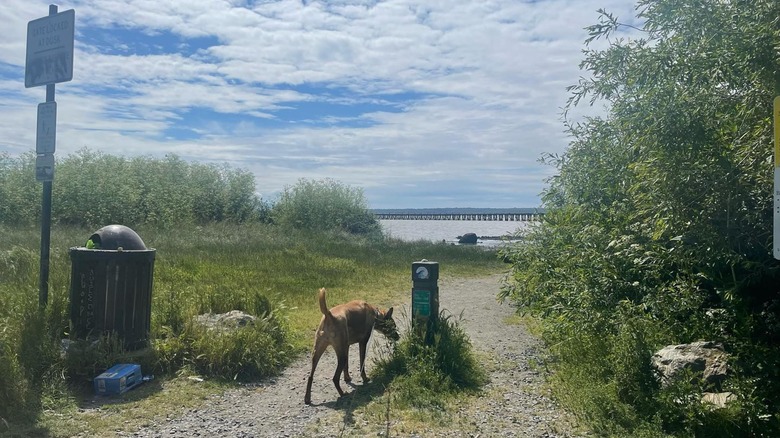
[0,223,505,437]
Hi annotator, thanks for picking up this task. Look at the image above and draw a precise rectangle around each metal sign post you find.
[411,260,439,343]
[26,4,75,307]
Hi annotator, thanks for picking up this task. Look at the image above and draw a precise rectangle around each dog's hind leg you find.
[304,341,328,405]
[333,344,348,396]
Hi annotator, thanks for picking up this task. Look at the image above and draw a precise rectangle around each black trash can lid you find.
[88,225,147,250]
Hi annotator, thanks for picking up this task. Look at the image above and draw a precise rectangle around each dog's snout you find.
[378,318,400,341]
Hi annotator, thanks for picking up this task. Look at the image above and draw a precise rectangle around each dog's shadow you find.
[312,379,386,434]
[309,378,390,430]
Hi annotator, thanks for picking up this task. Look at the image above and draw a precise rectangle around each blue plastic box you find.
[94,363,142,395]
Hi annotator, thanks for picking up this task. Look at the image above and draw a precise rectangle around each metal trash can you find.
[69,225,155,350]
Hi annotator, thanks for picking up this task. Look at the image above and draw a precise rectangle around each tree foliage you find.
[271,178,381,236]
[0,149,267,228]
[502,1,780,435]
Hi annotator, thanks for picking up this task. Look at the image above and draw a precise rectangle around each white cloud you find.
[0,0,641,208]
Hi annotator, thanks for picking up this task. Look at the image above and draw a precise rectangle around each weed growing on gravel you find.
[371,310,488,410]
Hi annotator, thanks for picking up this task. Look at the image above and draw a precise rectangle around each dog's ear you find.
[385,307,393,319]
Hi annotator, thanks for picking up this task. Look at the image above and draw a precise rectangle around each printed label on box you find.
[94,364,142,395]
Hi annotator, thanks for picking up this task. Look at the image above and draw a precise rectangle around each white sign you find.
[25,9,75,88]
[36,154,55,182]
[36,102,57,154]
[775,170,780,259]
[774,97,780,260]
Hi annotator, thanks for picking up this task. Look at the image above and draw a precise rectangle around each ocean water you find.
[379,219,529,246]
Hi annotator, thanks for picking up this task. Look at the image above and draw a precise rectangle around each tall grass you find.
[0,150,504,433]
[0,223,503,431]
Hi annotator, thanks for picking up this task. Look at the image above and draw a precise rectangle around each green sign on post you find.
[411,260,439,343]
[412,289,431,318]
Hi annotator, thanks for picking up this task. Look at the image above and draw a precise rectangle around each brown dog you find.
[304,287,399,405]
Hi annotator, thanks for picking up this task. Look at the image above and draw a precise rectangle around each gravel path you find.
[126,274,581,437]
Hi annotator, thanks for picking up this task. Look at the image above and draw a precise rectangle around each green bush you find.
[271,178,381,236]
[372,311,487,410]
[500,1,780,435]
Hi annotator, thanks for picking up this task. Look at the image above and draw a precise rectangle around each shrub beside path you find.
[126,274,581,437]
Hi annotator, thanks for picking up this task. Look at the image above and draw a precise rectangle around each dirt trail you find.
[125,274,580,437]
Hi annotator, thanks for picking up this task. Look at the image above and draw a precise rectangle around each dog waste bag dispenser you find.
[69,225,155,351]
[412,260,439,330]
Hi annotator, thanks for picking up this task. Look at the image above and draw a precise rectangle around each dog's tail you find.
[318,288,333,319]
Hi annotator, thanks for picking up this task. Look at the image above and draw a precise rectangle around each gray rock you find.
[651,341,729,388]
[458,233,478,244]
[701,392,736,409]
[193,310,257,331]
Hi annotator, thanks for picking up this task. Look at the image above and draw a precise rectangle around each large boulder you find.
[651,341,729,389]
[458,233,478,244]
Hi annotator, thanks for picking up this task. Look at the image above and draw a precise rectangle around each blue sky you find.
[0,0,640,209]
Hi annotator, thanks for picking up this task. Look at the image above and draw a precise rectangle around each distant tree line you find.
[371,207,546,214]
[0,149,265,227]
[0,149,378,236]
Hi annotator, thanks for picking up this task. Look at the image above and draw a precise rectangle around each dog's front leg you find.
[358,339,370,382]
[343,346,352,383]
[341,326,352,383]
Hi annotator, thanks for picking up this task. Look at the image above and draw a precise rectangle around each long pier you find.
[373,210,544,221]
